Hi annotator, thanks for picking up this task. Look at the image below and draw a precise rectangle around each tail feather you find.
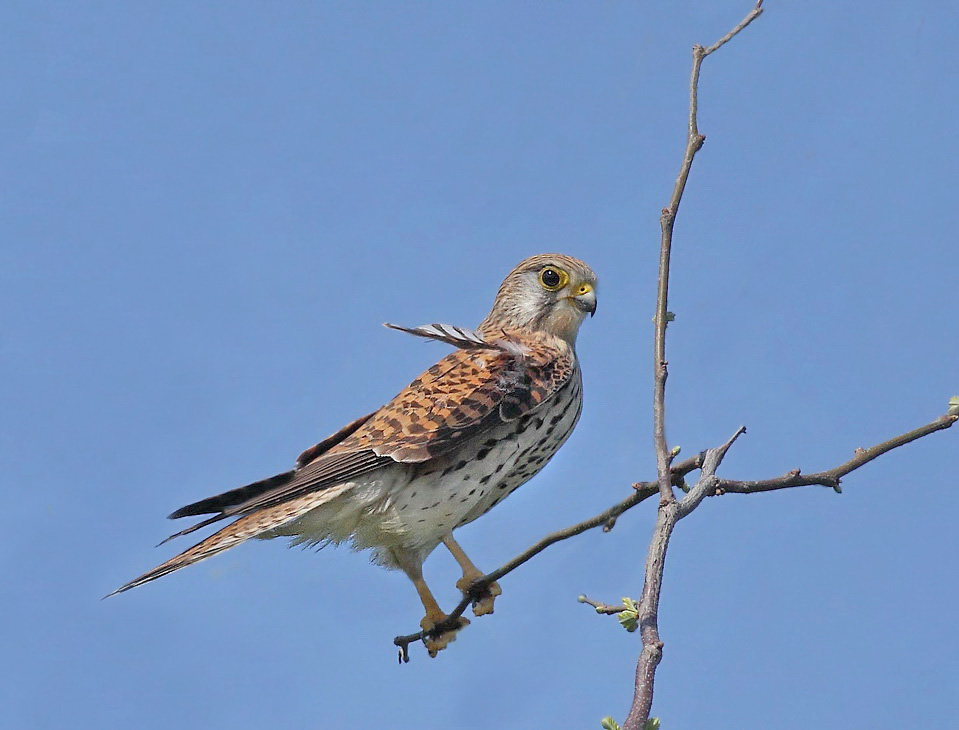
[106,515,267,597]
[156,470,299,547]
[155,514,223,547]
[168,470,296,519]
[106,486,350,598]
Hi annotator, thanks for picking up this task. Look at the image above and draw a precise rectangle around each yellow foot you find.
[456,576,503,617]
[420,615,470,658]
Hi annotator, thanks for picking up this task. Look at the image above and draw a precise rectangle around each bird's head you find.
[479,254,597,345]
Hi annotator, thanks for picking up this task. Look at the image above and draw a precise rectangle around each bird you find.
[109,253,597,656]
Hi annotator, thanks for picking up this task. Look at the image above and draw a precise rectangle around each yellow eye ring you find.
[539,267,569,291]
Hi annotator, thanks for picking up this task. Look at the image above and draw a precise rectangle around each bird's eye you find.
[539,267,569,291]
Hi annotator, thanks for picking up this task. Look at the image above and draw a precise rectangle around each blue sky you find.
[2,2,957,728]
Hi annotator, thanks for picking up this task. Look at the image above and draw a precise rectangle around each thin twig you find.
[676,426,747,517]
[716,412,958,496]
[628,3,764,728]
[578,595,630,615]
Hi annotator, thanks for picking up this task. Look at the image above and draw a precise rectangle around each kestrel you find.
[110,253,597,656]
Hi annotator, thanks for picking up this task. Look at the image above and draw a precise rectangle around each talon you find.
[420,615,470,658]
[456,576,502,617]
[473,581,502,617]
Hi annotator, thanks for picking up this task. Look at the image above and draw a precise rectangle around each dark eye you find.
[539,267,568,290]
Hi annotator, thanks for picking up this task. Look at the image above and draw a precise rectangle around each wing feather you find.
[384,321,526,353]
[167,411,378,523]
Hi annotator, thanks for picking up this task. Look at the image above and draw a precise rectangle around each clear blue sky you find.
[2,2,957,728]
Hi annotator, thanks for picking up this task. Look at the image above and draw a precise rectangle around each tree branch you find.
[715,411,958,496]
[627,3,764,728]
[624,428,745,730]
[579,412,957,626]
[652,1,764,505]
[619,410,956,728]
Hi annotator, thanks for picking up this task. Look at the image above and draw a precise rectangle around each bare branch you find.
[701,0,765,57]
[652,2,763,505]
[625,428,744,729]
[716,412,958,496]
[628,3,764,727]
[618,409,955,720]
[676,426,746,517]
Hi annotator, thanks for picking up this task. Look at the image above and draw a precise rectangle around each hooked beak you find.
[570,284,597,317]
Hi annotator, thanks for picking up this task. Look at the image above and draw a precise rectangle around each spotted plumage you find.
[110,253,597,656]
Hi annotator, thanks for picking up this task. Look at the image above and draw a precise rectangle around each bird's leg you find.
[408,570,469,658]
[441,534,502,617]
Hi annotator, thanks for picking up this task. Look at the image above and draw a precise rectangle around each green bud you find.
[617,611,639,633]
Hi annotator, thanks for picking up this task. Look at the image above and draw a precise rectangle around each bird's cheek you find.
[546,305,580,340]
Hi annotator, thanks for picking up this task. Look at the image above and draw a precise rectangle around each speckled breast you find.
[391,367,583,544]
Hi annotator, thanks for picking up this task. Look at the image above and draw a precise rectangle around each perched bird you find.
[110,253,597,656]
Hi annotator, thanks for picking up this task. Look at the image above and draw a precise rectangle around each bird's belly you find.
[269,468,413,549]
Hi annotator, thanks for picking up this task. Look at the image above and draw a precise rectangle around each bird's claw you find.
[456,577,502,617]
[420,615,470,658]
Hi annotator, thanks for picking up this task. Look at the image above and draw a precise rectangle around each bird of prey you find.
[110,253,597,656]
